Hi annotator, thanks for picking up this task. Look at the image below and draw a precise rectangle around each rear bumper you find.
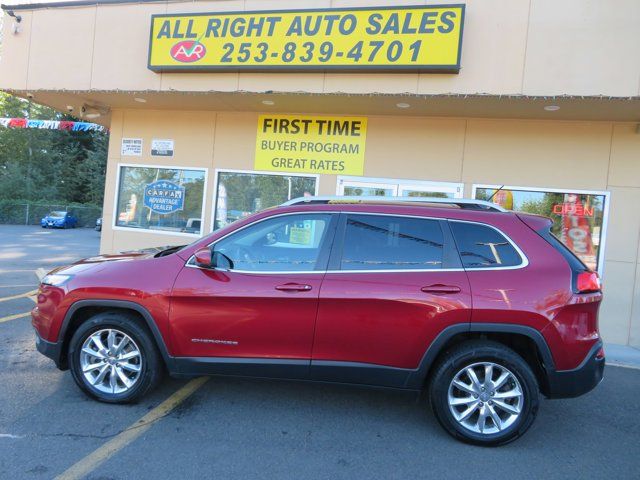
[34,328,65,370]
[545,341,605,399]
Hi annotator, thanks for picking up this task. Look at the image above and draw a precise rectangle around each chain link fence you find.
[0,202,102,228]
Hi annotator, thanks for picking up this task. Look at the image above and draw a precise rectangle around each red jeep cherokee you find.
[32,197,604,445]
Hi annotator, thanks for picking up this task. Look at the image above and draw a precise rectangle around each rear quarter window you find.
[449,221,524,269]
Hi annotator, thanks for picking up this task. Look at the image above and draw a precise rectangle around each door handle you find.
[421,284,461,294]
[275,283,313,292]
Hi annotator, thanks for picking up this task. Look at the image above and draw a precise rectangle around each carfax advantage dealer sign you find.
[148,5,465,72]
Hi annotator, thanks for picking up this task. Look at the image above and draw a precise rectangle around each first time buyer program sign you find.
[148,5,464,71]
[255,115,367,175]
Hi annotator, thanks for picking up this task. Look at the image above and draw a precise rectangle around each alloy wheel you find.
[79,329,142,394]
[447,362,524,434]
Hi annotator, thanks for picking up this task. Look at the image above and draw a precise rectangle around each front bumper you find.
[545,341,605,399]
[34,328,65,370]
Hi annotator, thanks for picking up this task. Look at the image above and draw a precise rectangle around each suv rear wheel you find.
[68,311,163,403]
[429,340,539,446]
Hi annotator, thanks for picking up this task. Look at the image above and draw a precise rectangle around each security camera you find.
[66,105,74,113]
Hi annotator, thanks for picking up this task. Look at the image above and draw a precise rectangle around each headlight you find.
[41,274,72,286]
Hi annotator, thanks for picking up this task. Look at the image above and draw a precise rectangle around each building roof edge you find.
[2,0,169,12]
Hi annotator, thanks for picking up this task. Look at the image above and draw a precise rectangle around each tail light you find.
[576,271,601,293]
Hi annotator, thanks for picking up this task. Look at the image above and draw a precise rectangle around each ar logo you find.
[170,40,206,63]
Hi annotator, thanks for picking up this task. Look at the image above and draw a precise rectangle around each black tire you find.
[429,340,539,446]
[68,311,164,403]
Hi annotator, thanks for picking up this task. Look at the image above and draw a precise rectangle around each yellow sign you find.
[148,5,465,72]
[255,115,367,175]
[289,226,312,245]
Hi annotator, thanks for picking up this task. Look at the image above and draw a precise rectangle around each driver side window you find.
[214,214,334,272]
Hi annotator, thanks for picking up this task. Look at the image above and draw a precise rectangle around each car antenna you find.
[487,185,505,202]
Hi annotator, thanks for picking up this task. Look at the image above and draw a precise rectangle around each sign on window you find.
[143,180,185,215]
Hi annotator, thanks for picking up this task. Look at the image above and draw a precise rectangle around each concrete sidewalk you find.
[605,343,640,369]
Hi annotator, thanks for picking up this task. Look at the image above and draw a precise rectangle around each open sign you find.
[170,40,207,63]
[552,203,594,217]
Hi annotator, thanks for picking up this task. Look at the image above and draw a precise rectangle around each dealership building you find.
[1,0,639,348]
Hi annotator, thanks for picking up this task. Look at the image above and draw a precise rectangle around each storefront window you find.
[115,165,206,235]
[337,176,463,198]
[213,170,317,230]
[474,185,609,272]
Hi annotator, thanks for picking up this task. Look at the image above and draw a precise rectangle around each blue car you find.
[41,211,77,229]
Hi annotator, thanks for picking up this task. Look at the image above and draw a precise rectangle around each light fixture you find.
[544,105,560,111]
[81,103,110,120]
[134,97,147,103]
[396,102,411,109]
[6,10,21,34]
[261,100,275,106]
[6,10,22,23]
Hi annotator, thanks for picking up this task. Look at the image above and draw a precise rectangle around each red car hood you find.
[46,251,157,277]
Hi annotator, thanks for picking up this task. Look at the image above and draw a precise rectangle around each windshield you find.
[49,211,66,218]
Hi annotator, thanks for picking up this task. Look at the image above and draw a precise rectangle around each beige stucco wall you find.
[2,0,638,348]
[101,109,640,348]
[2,0,640,97]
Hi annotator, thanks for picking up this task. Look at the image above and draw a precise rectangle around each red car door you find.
[170,212,337,375]
[311,213,471,385]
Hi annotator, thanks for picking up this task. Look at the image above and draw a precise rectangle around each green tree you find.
[0,92,108,209]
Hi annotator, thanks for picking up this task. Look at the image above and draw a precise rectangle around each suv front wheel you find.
[68,311,163,403]
[429,340,539,446]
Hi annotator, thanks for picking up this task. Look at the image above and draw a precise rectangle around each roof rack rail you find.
[281,196,507,212]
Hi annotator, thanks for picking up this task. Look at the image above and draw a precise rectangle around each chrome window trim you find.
[184,263,325,275]
[185,210,528,274]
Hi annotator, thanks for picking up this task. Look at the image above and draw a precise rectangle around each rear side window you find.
[449,221,523,269]
[340,215,444,270]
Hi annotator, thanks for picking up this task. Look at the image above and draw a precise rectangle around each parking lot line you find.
[0,312,30,324]
[0,289,38,303]
[54,376,209,480]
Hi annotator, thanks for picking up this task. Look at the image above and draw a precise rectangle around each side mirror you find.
[194,247,212,268]
[211,250,234,270]
[194,247,234,270]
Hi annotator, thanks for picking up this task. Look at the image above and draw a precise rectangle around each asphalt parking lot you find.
[0,225,639,479]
